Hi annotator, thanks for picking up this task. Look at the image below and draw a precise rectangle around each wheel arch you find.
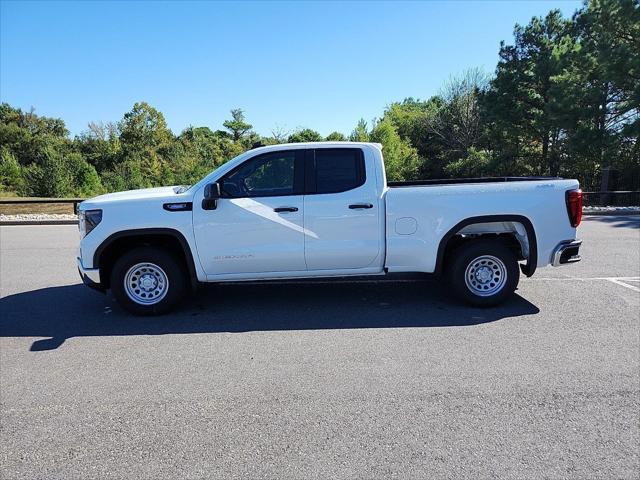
[93,228,198,290]
[434,214,538,277]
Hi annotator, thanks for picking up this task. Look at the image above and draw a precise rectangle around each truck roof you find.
[249,141,383,154]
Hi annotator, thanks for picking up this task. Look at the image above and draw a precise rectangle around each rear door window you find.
[312,149,365,194]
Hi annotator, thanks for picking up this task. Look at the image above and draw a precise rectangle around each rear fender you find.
[435,215,538,277]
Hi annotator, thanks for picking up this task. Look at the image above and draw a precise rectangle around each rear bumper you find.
[77,257,105,291]
[551,239,582,267]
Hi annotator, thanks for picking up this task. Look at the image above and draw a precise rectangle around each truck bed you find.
[384,176,579,274]
[388,176,561,187]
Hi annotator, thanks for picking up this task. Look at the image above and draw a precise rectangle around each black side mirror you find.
[202,182,221,210]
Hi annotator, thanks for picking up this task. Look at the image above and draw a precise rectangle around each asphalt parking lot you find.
[1,216,638,479]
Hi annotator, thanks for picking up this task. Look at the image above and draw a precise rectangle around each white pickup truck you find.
[77,142,583,315]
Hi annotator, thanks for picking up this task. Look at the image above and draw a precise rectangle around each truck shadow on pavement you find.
[0,279,539,351]
[583,215,640,229]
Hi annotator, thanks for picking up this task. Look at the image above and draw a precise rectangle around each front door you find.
[193,149,306,276]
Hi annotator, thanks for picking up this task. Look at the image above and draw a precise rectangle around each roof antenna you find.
[251,141,265,149]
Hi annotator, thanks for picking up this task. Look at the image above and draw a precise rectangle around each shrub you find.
[0,148,23,193]
[21,149,103,197]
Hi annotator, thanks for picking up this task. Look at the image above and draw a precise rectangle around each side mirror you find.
[202,182,221,210]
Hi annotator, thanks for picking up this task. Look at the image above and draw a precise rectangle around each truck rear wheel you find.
[111,247,186,315]
[448,239,520,307]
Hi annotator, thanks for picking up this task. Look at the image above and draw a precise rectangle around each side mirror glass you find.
[202,182,221,210]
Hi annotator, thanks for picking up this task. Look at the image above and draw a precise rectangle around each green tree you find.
[21,148,103,197]
[116,102,174,187]
[75,121,121,173]
[0,148,23,192]
[444,148,497,177]
[369,119,421,181]
[325,131,346,141]
[287,128,323,143]
[380,98,442,177]
[65,152,103,196]
[483,11,577,176]
[269,125,290,143]
[349,119,370,142]
[569,0,640,188]
[0,103,71,167]
[103,162,143,191]
[119,102,173,152]
[223,108,253,141]
[383,70,489,178]
[167,126,243,185]
[22,148,72,197]
[0,103,68,138]
[431,69,489,156]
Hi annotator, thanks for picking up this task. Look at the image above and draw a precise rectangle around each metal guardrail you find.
[0,197,85,214]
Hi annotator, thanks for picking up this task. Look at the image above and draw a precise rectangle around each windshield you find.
[174,150,255,194]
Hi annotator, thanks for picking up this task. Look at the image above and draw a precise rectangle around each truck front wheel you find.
[110,247,187,315]
[448,239,520,307]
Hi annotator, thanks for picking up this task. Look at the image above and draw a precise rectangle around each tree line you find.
[0,0,637,197]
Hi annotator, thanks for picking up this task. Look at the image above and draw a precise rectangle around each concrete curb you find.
[0,220,79,226]
[583,210,640,216]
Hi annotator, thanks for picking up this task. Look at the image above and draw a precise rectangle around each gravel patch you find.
[1,213,78,222]
[584,206,640,215]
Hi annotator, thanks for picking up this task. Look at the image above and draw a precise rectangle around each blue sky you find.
[1,0,583,137]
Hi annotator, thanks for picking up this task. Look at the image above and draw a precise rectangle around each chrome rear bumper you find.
[552,240,582,267]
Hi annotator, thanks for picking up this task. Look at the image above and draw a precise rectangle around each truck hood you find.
[82,186,184,206]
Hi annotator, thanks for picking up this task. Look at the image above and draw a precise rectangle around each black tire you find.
[110,247,187,315]
[447,239,520,307]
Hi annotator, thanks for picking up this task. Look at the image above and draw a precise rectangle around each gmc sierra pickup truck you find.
[77,142,583,315]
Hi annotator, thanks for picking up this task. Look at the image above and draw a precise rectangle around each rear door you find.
[303,148,381,270]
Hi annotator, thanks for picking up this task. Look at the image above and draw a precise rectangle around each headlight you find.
[79,209,102,238]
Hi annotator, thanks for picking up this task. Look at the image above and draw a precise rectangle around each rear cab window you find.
[307,148,365,194]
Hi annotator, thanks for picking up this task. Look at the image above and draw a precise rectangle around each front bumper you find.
[552,239,582,266]
[77,257,104,291]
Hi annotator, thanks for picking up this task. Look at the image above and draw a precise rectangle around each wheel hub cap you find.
[475,266,493,283]
[464,255,508,297]
[124,262,169,305]
[140,274,157,291]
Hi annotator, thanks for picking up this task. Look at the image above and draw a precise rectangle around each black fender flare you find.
[93,228,199,288]
[434,214,538,277]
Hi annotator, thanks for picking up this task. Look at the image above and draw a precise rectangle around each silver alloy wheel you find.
[464,255,508,297]
[124,262,169,305]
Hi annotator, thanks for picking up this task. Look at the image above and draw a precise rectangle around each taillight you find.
[566,189,583,227]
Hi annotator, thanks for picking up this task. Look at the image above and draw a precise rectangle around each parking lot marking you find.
[530,275,639,280]
[524,276,640,293]
[607,278,640,293]
[531,276,640,281]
